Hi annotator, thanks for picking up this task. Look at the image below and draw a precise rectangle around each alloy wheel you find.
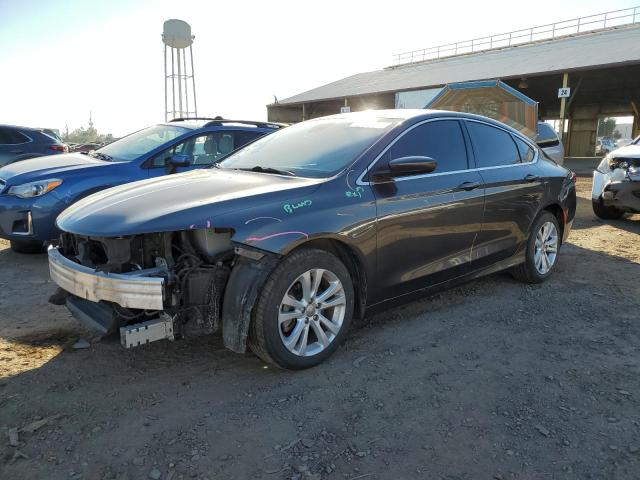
[534,221,558,275]
[278,268,346,357]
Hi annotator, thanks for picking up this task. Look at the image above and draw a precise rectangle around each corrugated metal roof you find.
[276,25,640,106]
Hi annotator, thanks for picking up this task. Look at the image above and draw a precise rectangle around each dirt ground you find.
[1,176,639,480]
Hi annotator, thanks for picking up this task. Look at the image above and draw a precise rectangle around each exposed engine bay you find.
[52,228,261,346]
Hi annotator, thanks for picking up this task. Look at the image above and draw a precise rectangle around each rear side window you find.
[234,131,266,149]
[466,122,520,167]
[513,137,535,162]
[388,120,468,173]
[0,127,30,145]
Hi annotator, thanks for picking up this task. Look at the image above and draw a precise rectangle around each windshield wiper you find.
[89,151,113,162]
[239,166,296,176]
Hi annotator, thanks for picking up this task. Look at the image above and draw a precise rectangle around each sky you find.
[0,0,636,137]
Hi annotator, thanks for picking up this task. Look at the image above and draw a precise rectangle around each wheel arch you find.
[540,203,564,244]
[289,238,367,320]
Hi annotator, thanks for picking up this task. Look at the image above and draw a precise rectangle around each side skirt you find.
[365,251,526,316]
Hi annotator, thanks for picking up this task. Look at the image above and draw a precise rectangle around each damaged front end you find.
[592,155,640,213]
[48,228,277,350]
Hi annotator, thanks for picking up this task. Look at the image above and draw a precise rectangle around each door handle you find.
[457,181,481,191]
[10,150,24,154]
[524,174,540,182]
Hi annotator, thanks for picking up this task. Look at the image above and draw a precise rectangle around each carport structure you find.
[268,7,640,157]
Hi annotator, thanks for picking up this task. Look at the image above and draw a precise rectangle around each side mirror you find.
[166,154,191,174]
[169,154,191,168]
[372,156,437,181]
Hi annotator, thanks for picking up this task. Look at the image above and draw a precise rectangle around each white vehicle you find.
[592,137,640,219]
[536,122,564,165]
[616,138,633,148]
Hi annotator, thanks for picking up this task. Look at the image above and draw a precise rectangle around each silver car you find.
[592,137,640,219]
[536,122,564,165]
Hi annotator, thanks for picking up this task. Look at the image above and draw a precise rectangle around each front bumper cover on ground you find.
[48,247,165,310]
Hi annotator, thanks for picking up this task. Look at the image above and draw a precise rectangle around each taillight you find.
[569,171,577,183]
[50,144,69,153]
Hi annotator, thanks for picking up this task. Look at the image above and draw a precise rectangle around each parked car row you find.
[1,110,573,369]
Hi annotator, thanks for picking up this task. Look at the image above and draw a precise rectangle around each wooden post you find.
[631,101,639,138]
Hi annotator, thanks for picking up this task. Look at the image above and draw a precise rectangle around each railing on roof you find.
[392,6,640,66]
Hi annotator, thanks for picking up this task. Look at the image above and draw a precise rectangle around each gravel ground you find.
[0,176,639,480]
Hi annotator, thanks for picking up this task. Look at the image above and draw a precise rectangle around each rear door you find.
[371,119,485,300]
[464,120,545,268]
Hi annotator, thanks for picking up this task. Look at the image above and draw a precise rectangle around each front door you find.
[371,119,485,301]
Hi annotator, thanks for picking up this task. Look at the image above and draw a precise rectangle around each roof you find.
[274,25,640,106]
[304,109,534,138]
[163,118,285,130]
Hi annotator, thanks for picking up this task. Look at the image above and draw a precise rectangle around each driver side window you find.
[150,136,197,168]
[387,120,469,174]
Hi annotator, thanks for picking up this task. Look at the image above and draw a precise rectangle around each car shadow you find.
[568,189,640,235]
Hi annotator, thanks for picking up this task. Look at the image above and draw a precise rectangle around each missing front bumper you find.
[48,246,165,310]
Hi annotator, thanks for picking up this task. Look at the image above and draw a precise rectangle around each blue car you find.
[0,118,282,252]
[0,124,69,167]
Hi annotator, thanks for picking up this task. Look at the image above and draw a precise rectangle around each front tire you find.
[511,212,560,284]
[10,239,45,254]
[592,197,624,220]
[249,248,354,370]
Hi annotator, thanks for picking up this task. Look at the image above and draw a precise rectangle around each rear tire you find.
[511,212,560,284]
[10,239,45,254]
[249,248,354,370]
[592,197,624,220]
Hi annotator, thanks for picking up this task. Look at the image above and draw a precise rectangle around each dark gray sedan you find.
[48,110,577,369]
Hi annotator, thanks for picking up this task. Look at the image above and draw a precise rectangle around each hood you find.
[610,143,640,159]
[0,153,111,185]
[57,168,321,237]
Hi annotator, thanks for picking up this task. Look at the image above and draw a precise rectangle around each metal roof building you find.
[267,7,640,156]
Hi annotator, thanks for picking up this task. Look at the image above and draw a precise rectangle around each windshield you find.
[96,125,188,161]
[218,116,400,178]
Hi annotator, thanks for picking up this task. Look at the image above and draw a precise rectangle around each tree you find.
[62,114,115,144]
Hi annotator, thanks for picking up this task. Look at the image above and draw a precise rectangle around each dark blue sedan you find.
[0,118,282,252]
[0,124,69,167]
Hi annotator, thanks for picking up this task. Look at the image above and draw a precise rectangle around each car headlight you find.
[7,179,63,198]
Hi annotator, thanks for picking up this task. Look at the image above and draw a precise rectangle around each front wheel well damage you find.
[221,238,368,354]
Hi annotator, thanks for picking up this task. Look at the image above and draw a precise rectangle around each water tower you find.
[162,19,197,121]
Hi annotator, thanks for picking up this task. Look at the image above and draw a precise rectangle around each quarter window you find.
[388,120,468,173]
[467,122,521,167]
[513,137,535,163]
